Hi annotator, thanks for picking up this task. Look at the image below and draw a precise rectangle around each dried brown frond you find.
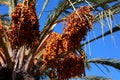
[0,48,6,67]
[0,22,5,36]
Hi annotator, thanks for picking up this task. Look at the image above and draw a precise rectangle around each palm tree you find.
[0,0,120,80]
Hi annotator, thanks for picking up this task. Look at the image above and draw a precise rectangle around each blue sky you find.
[0,0,120,80]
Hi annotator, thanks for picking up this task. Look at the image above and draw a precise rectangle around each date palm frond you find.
[82,25,120,46]
[88,58,120,70]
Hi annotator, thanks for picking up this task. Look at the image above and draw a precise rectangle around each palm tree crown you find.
[0,0,120,80]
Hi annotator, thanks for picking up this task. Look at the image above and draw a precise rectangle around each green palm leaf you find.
[82,25,120,46]
[88,58,120,70]
[0,0,9,6]
[84,75,111,80]
[38,0,49,19]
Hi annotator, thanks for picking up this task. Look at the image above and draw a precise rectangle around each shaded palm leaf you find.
[90,0,116,10]
[83,75,111,80]
[88,58,120,70]
[95,2,120,21]
[0,0,9,6]
[82,25,120,46]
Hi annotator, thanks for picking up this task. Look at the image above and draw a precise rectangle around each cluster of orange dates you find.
[57,52,85,79]
[7,2,39,49]
[63,6,94,51]
[42,6,94,79]
[0,2,94,79]
[43,32,64,66]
